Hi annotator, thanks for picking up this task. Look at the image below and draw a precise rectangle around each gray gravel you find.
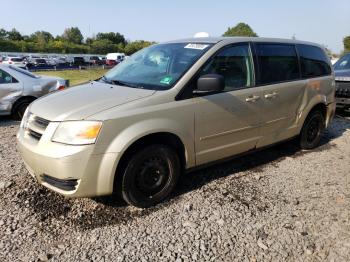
[0,113,349,261]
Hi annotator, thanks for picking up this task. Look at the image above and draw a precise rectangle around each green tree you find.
[7,28,23,41]
[96,32,126,45]
[29,31,54,43]
[62,27,83,44]
[223,23,258,37]
[90,39,115,54]
[344,36,350,52]
[28,31,54,52]
[85,37,95,46]
[0,28,7,40]
[124,40,154,55]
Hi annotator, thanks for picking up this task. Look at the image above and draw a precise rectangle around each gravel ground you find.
[0,113,349,261]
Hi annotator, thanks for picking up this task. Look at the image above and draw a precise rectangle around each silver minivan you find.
[17,37,336,208]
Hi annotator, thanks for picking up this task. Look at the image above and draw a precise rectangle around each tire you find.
[121,144,181,208]
[299,110,325,150]
[12,98,35,120]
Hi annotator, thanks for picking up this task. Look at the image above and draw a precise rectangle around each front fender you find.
[95,118,195,168]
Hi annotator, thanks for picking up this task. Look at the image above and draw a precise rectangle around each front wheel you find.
[121,145,181,208]
[299,110,325,150]
[12,98,34,120]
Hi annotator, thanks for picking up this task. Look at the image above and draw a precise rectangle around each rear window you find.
[36,59,46,63]
[297,44,331,78]
[256,44,300,85]
[74,57,84,61]
[9,65,39,79]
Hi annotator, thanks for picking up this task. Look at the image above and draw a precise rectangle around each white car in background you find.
[1,57,26,68]
[0,65,66,119]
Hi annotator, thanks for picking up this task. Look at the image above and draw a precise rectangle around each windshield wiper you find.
[100,76,112,84]
[100,76,144,89]
[111,80,144,89]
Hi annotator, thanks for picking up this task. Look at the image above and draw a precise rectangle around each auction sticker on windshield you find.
[160,76,173,85]
[184,43,209,50]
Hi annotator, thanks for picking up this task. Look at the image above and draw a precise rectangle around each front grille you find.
[28,129,42,140]
[41,175,78,191]
[335,81,350,98]
[34,116,50,128]
[26,114,50,141]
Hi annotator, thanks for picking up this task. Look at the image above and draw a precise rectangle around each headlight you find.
[52,121,102,145]
[20,108,30,129]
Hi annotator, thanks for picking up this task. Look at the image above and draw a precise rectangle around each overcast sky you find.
[1,0,349,53]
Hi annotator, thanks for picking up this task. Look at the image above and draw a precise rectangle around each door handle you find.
[264,92,278,99]
[245,95,260,102]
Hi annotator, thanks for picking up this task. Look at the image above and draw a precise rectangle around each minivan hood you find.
[30,81,156,121]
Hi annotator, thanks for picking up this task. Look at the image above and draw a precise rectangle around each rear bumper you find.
[0,100,12,115]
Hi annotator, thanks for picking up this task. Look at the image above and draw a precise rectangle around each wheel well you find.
[309,103,327,120]
[113,132,186,193]
[12,96,36,113]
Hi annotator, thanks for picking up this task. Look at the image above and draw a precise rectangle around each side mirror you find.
[196,74,225,93]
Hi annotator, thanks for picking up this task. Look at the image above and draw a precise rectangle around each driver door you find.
[193,43,263,165]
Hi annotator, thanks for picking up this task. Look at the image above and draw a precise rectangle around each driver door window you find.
[199,44,254,92]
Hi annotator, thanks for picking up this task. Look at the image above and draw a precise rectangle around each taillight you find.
[58,86,65,91]
[9,61,12,64]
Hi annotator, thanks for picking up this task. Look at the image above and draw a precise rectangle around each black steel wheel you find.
[121,144,180,208]
[12,98,34,120]
[300,110,325,150]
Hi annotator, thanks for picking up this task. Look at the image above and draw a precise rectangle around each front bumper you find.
[17,121,119,197]
[0,100,12,115]
[335,81,350,108]
[336,97,350,107]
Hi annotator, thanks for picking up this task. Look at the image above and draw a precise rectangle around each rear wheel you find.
[299,110,325,150]
[121,145,180,208]
[12,98,35,120]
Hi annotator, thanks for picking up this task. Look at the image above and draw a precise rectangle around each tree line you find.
[0,27,154,55]
[0,23,348,55]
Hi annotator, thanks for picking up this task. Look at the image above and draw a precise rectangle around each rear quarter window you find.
[297,44,331,78]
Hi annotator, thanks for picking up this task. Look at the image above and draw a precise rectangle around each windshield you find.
[103,43,213,90]
[334,54,350,70]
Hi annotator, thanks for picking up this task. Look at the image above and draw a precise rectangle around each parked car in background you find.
[54,57,69,67]
[334,53,350,110]
[88,56,104,65]
[99,56,107,63]
[17,37,335,208]
[67,56,86,66]
[2,57,26,68]
[26,58,49,68]
[0,64,66,119]
[106,53,125,66]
